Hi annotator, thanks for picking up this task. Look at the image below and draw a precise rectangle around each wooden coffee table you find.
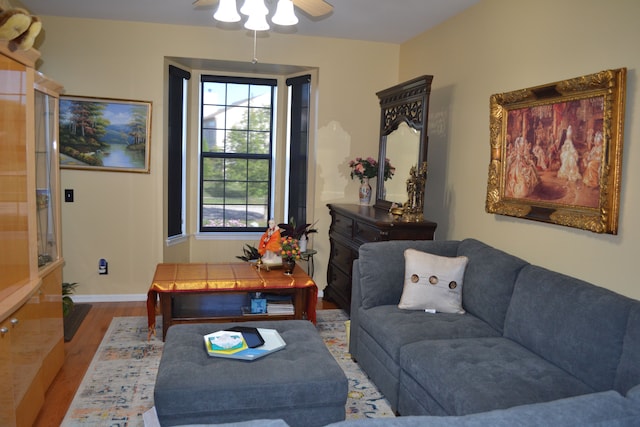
[146,262,317,340]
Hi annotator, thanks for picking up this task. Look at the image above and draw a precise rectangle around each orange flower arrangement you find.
[280,236,301,261]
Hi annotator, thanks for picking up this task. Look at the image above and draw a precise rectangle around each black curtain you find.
[286,74,311,226]
[167,65,191,238]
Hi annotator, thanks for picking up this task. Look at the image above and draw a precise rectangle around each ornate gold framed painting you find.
[486,68,626,234]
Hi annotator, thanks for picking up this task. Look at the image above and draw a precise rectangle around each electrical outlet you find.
[99,259,108,275]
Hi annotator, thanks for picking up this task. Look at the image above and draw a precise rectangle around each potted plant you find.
[278,217,317,252]
[279,236,301,275]
[236,244,261,262]
[62,282,78,317]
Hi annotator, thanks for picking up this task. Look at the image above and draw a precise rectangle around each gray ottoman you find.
[154,320,348,427]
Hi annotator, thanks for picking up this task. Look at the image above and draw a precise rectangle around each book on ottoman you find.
[204,328,286,361]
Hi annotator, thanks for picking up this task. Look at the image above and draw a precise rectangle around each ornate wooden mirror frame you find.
[375,75,433,210]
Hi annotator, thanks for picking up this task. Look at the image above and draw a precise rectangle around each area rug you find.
[61,310,394,426]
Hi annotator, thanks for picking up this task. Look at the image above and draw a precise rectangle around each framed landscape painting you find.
[59,96,152,173]
[486,68,626,234]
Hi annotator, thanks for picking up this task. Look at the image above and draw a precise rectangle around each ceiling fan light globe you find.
[214,0,241,22]
[240,0,268,16]
[272,0,298,26]
[245,13,270,31]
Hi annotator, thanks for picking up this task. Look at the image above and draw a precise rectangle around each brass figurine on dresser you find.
[325,76,437,313]
[397,161,428,222]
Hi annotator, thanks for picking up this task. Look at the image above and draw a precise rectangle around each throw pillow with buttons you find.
[398,248,468,313]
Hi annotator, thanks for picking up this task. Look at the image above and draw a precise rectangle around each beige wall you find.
[401,0,640,300]
[35,17,399,298]
[36,0,640,302]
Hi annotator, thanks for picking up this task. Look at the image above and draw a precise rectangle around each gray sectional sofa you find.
[347,238,640,423]
[171,238,640,426]
[179,387,640,426]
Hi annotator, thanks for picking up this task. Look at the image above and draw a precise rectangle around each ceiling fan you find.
[192,0,333,18]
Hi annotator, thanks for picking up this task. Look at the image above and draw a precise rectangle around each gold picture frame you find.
[486,68,626,234]
[59,96,152,173]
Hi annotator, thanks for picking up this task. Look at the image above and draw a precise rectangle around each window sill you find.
[195,232,263,241]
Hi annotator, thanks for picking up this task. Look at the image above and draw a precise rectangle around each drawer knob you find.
[10,318,19,326]
[0,327,8,335]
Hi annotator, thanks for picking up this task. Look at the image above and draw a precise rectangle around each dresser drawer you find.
[330,240,355,274]
[327,264,352,302]
[354,221,385,242]
[330,213,354,238]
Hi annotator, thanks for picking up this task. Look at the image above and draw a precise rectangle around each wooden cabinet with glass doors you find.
[0,41,64,427]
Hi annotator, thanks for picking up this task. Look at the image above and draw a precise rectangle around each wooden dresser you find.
[326,204,437,313]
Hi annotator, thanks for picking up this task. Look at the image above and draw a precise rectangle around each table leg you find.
[159,293,172,341]
[293,288,306,320]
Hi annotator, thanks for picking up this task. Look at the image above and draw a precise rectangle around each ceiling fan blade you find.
[293,0,333,17]
[193,0,218,7]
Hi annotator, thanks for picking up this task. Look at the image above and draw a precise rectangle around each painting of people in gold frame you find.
[486,68,626,234]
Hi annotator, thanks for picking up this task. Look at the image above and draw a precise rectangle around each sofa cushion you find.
[398,249,468,313]
[359,305,500,364]
[615,303,640,394]
[398,337,595,416]
[504,265,633,392]
[456,239,528,333]
[358,240,460,310]
[355,305,500,411]
[325,390,640,427]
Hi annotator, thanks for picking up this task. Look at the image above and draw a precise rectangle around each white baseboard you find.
[72,294,148,303]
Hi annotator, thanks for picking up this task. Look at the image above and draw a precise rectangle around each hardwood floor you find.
[34,298,338,426]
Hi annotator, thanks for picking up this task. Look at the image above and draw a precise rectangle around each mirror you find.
[374,75,433,210]
[383,122,420,203]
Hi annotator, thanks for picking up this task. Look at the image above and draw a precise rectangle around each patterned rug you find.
[61,310,394,426]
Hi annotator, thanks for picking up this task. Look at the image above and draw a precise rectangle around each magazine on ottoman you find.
[204,328,286,361]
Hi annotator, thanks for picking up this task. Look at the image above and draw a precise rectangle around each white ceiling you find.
[18,0,480,44]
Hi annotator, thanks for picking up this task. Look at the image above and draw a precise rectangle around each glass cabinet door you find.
[0,53,29,290]
[34,81,61,269]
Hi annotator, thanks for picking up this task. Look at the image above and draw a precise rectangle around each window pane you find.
[247,159,269,181]
[247,204,268,228]
[203,158,224,180]
[248,182,268,204]
[202,105,224,127]
[225,158,247,180]
[225,181,247,204]
[223,206,248,227]
[203,207,224,227]
[226,130,248,153]
[227,106,248,130]
[249,85,270,107]
[248,130,269,154]
[227,84,249,106]
[202,82,225,105]
[202,129,222,152]
[202,181,224,205]
[248,107,270,131]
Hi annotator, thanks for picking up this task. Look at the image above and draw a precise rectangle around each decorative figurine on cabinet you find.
[258,219,282,265]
